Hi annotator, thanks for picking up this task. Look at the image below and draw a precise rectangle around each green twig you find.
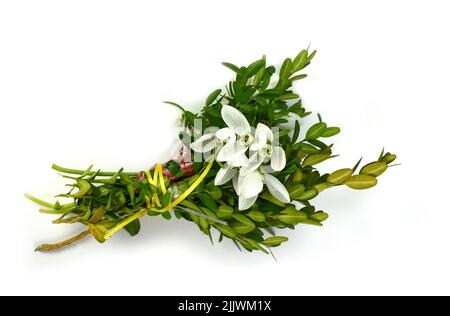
[52,164,137,177]
[35,229,91,252]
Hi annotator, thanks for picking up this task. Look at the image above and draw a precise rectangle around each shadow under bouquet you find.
[26,49,397,254]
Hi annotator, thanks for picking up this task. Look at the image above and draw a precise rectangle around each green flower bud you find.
[382,153,397,164]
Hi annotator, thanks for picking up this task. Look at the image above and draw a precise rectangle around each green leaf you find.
[206,184,222,200]
[240,238,269,254]
[345,175,377,190]
[232,214,255,226]
[293,50,308,72]
[310,211,329,223]
[124,219,141,236]
[161,211,172,220]
[279,58,293,81]
[247,59,265,78]
[292,120,300,143]
[305,122,327,140]
[88,224,106,243]
[322,127,341,138]
[303,153,336,167]
[298,143,319,154]
[258,88,284,98]
[89,206,105,224]
[290,171,303,184]
[279,92,299,100]
[160,191,173,208]
[197,193,218,211]
[360,162,388,177]
[296,189,318,201]
[253,56,266,86]
[290,74,307,81]
[246,210,265,223]
[327,168,353,185]
[230,214,256,235]
[262,236,288,247]
[215,223,236,239]
[70,179,91,198]
[222,62,240,73]
[275,208,307,225]
[205,89,222,106]
[307,50,317,62]
[198,217,209,233]
[259,66,275,90]
[217,205,234,219]
[116,191,126,206]
[288,184,306,200]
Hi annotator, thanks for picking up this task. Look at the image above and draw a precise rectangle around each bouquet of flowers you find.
[26,49,397,253]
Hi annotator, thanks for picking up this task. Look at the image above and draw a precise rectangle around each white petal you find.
[233,173,243,195]
[239,152,264,177]
[260,164,276,174]
[229,154,249,167]
[271,146,286,171]
[240,171,263,199]
[263,173,290,203]
[189,133,216,153]
[216,140,246,162]
[238,195,258,211]
[250,123,271,151]
[221,105,251,135]
[214,165,236,186]
[215,128,236,143]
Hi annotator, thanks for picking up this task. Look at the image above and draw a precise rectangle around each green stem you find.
[52,164,137,177]
[24,193,59,209]
[35,229,91,252]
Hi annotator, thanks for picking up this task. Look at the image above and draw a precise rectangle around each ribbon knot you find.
[104,160,214,240]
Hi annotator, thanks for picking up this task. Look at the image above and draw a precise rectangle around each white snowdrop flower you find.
[240,123,286,177]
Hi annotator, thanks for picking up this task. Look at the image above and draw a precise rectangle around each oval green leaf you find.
[303,153,331,167]
[262,236,289,247]
[246,211,265,223]
[360,162,388,177]
[305,122,327,140]
[296,189,318,201]
[205,89,222,106]
[345,175,377,190]
[327,168,353,185]
[321,127,341,138]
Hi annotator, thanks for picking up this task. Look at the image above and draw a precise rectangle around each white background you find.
[1,0,449,296]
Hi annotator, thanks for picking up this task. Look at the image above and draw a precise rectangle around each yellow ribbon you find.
[104,160,214,240]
